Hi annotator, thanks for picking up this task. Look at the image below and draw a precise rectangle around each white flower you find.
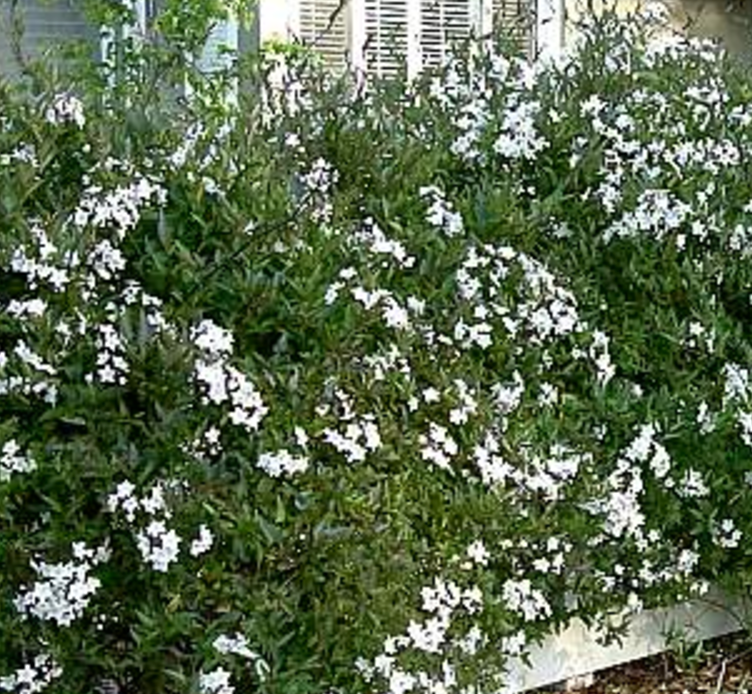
[300,157,337,195]
[419,577,462,617]
[419,423,458,472]
[676,549,699,574]
[213,633,258,660]
[195,360,229,405]
[449,379,478,425]
[538,382,558,407]
[0,653,62,694]
[502,578,552,621]
[136,521,181,572]
[6,299,47,319]
[199,667,234,694]
[71,176,166,238]
[458,625,484,655]
[492,372,525,414]
[649,444,671,479]
[592,486,645,538]
[493,100,547,160]
[13,341,55,375]
[676,469,709,498]
[715,518,742,548]
[697,401,716,434]
[419,186,464,237]
[388,669,416,694]
[323,415,381,463]
[406,616,448,654]
[466,540,490,566]
[14,544,106,627]
[190,524,215,556]
[500,631,527,656]
[89,240,126,280]
[192,320,234,357]
[624,423,657,463]
[352,218,415,269]
[194,357,268,433]
[473,431,513,486]
[0,440,36,482]
[422,387,441,403]
[724,363,749,404]
[45,93,85,128]
[257,449,309,477]
[106,479,139,520]
[462,585,483,613]
[226,367,268,432]
[382,298,410,330]
[294,426,309,448]
[140,483,168,516]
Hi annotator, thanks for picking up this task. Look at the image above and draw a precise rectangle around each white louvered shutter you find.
[362,0,411,77]
[0,0,97,76]
[358,0,484,78]
[298,0,349,71]
[419,0,479,69]
[492,0,536,55]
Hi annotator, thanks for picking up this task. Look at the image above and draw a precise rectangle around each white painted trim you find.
[407,0,421,78]
[502,590,746,693]
[100,25,115,71]
[535,0,564,57]
[131,0,148,36]
[479,0,495,35]
[350,0,367,73]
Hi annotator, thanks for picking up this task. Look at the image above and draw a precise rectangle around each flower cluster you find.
[70,173,166,240]
[0,654,62,694]
[360,575,485,694]
[0,440,36,482]
[322,414,382,463]
[256,449,310,477]
[107,479,211,572]
[199,668,234,694]
[45,93,85,128]
[419,186,465,237]
[192,319,268,432]
[454,244,584,350]
[199,633,269,694]
[14,543,109,627]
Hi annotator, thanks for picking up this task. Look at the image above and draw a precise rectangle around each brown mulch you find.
[538,633,752,694]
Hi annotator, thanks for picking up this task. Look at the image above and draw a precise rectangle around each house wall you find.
[664,0,752,58]
[563,0,752,60]
[0,0,97,76]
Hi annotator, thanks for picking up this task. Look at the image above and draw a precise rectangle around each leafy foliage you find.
[2,6,752,694]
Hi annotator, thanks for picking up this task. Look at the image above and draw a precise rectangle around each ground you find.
[535,633,752,694]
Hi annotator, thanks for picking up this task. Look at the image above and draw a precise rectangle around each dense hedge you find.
[3,8,752,694]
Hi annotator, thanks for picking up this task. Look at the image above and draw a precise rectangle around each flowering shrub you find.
[4,8,752,694]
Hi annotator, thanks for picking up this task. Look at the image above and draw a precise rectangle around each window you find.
[0,0,98,76]
[0,0,562,81]
[291,0,558,77]
[292,0,486,77]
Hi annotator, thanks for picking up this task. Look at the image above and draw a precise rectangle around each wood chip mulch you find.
[538,633,752,694]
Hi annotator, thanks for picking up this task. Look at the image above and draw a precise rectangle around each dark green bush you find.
[3,7,752,694]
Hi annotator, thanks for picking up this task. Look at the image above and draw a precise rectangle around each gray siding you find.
[0,0,98,76]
